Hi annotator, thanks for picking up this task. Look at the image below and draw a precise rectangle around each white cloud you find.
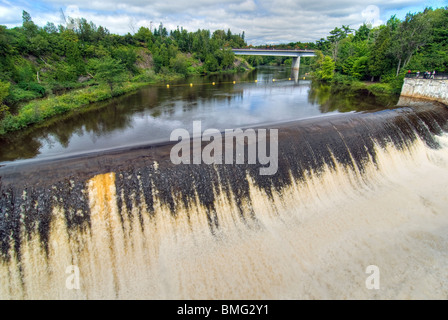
[2,0,446,44]
[229,0,257,12]
[0,1,22,25]
[0,5,15,19]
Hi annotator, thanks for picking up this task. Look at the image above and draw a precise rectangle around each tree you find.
[368,26,394,81]
[407,7,448,72]
[320,56,335,81]
[0,80,10,120]
[0,26,12,56]
[76,18,96,42]
[0,80,10,103]
[43,22,58,34]
[389,12,432,76]
[353,24,371,42]
[327,26,352,61]
[221,49,235,69]
[95,26,109,41]
[90,57,127,92]
[312,51,335,81]
[205,54,219,72]
[62,31,85,74]
[170,53,189,75]
[112,46,138,73]
[351,56,369,79]
[134,26,153,45]
[29,34,50,57]
[22,10,38,39]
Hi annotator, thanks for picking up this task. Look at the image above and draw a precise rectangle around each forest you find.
[310,7,448,94]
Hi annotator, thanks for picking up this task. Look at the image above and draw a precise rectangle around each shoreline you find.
[0,67,253,138]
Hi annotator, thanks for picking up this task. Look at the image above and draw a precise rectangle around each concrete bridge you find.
[232,49,316,82]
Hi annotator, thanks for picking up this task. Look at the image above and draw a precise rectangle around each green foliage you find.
[88,57,128,91]
[170,53,190,76]
[18,81,45,96]
[312,52,335,81]
[366,83,394,95]
[112,46,138,73]
[309,7,447,91]
[0,81,150,135]
[0,80,10,121]
[22,10,38,40]
[320,56,335,81]
[350,56,369,79]
[221,49,235,69]
[134,27,154,45]
[132,69,158,82]
[245,55,264,66]
[368,26,393,80]
[8,86,41,103]
[205,54,219,72]
[353,24,371,42]
[53,62,78,82]
[0,26,12,57]
[0,81,10,103]
[389,12,432,76]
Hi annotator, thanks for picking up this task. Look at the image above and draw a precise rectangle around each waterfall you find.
[1,102,448,299]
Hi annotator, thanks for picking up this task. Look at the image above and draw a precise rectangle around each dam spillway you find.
[1,99,448,299]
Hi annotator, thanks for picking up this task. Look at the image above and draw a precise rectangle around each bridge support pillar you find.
[291,57,301,83]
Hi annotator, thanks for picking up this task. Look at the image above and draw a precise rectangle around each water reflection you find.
[0,67,400,163]
[308,82,399,113]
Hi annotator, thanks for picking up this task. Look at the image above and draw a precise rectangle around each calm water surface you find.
[0,66,399,164]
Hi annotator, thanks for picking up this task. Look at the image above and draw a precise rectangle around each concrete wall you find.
[400,78,448,105]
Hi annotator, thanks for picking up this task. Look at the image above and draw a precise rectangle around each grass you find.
[0,81,153,136]
[329,73,402,97]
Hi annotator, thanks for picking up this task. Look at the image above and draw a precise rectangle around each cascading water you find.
[1,100,448,299]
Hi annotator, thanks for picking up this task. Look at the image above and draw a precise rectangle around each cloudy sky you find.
[1,0,447,44]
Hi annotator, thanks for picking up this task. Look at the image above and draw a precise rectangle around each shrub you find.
[367,83,394,95]
[132,69,157,82]
[18,81,46,96]
[8,86,41,103]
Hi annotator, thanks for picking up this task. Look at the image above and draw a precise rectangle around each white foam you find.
[2,134,448,299]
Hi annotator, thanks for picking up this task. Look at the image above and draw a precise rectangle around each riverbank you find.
[0,81,153,136]
[0,70,247,136]
[0,57,255,136]
[327,74,404,97]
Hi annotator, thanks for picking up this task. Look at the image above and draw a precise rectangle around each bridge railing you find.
[405,72,448,80]
[232,48,315,52]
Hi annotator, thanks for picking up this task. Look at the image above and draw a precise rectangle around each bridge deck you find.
[232,49,316,57]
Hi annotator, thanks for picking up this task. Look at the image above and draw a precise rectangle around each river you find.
[0,66,398,163]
